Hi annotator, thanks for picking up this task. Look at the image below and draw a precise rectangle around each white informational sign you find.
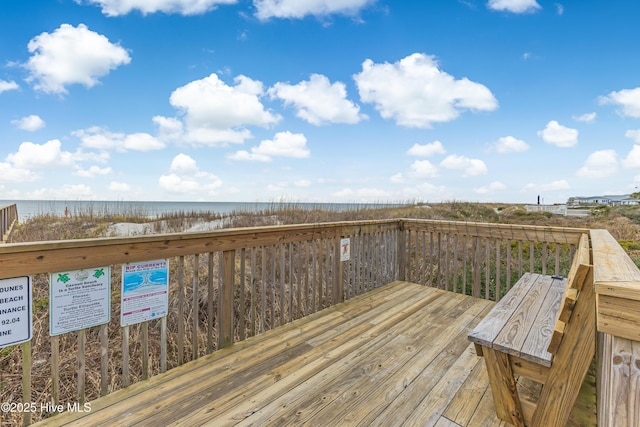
[121,259,169,327]
[340,238,351,261]
[0,276,32,347]
[50,267,111,336]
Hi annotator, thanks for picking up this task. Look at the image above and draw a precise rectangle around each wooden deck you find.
[33,281,594,427]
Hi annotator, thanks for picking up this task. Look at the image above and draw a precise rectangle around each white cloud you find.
[573,112,596,123]
[623,145,640,169]
[492,136,529,153]
[599,88,640,118]
[521,180,570,192]
[354,53,498,128]
[410,160,439,179]
[159,153,222,195]
[626,130,640,143]
[390,173,404,184]
[537,120,578,147]
[74,126,165,152]
[406,140,446,157]
[576,150,618,178]
[269,74,366,125]
[153,116,184,141]
[168,73,280,146]
[169,152,199,174]
[0,80,19,93]
[6,139,75,169]
[414,182,448,198]
[75,165,113,178]
[82,0,236,16]
[254,0,376,20]
[108,181,132,192]
[229,131,310,162]
[440,155,488,177]
[555,3,564,15]
[294,179,311,187]
[25,24,131,94]
[332,187,391,202]
[11,115,46,131]
[0,162,38,183]
[36,184,96,199]
[487,0,541,13]
[475,181,506,194]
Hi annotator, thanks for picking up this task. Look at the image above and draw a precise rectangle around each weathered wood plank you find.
[467,273,541,348]
[519,277,564,365]
[218,250,235,348]
[598,294,640,341]
[531,267,596,427]
[479,347,524,427]
[492,275,554,363]
[442,357,491,426]
[591,228,640,301]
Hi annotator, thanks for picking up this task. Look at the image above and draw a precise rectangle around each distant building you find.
[568,194,640,206]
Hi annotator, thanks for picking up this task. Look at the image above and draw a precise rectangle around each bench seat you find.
[468,273,565,367]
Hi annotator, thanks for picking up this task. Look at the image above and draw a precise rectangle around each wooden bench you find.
[468,233,595,427]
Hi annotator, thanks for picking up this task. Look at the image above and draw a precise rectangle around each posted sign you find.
[121,259,169,327]
[50,267,111,336]
[0,276,32,348]
[340,238,351,261]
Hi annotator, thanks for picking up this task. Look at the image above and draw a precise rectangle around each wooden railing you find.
[0,203,18,243]
[591,229,640,427]
[401,219,587,300]
[0,219,589,425]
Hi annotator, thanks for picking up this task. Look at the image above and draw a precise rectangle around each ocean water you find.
[0,200,397,221]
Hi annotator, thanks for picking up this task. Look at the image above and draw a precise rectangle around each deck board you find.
[33,281,594,427]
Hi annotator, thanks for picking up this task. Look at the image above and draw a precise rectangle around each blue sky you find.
[1,0,639,204]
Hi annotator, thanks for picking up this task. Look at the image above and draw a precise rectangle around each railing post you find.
[22,341,31,427]
[218,249,235,349]
[472,236,481,297]
[334,236,344,303]
[397,222,406,281]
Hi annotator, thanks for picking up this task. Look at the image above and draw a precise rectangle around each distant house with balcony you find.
[568,194,640,206]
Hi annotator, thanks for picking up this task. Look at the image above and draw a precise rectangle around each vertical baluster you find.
[261,246,266,333]
[100,323,108,395]
[122,326,130,385]
[445,234,450,291]
[506,240,511,292]
[239,249,245,340]
[192,254,199,359]
[462,235,467,295]
[177,256,184,365]
[530,241,535,273]
[496,241,501,300]
[78,329,85,404]
[250,248,256,337]
[51,336,59,404]
[207,252,214,353]
[485,239,491,300]
[518,241,523,278]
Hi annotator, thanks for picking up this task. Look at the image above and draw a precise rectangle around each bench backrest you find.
[532,232,595,426]
[546,233,591,354]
